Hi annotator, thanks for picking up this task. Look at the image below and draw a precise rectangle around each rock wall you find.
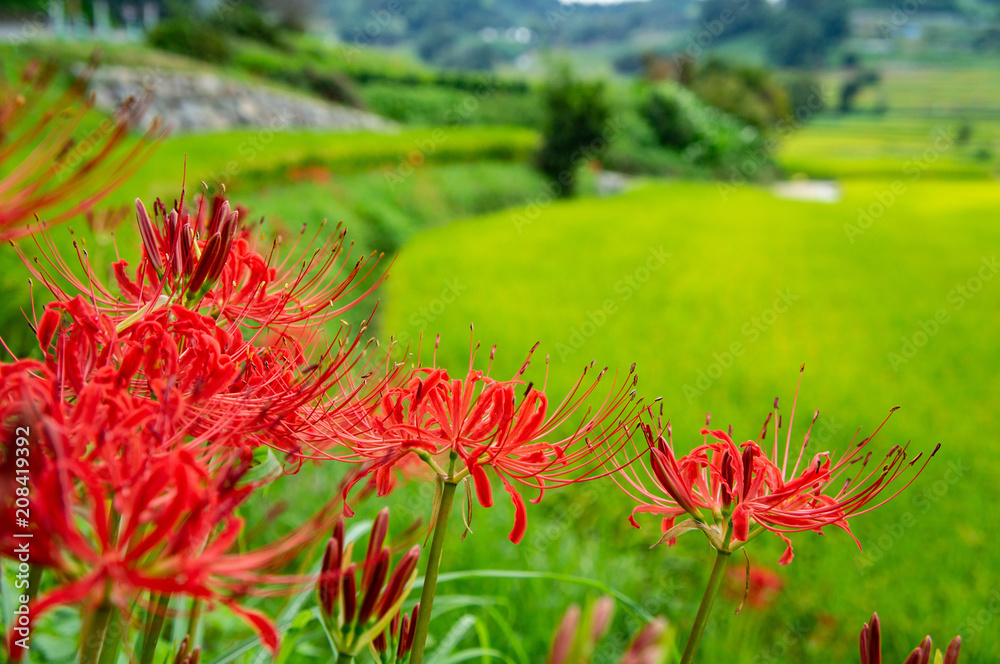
[86,66,393,133]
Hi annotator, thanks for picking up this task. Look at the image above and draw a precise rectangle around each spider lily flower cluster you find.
[13,191,390,450]
[310,337,643,664]
[317,509,421,658]
[0,190,389,657]
[615,368,937,566]
[328,338,642,543]
[0,56,163,241]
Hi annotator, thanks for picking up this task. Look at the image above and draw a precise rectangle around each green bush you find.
[641,90,699,150]
[686,58,790,132]
[147,17,232,64]
[635,82,758,168]
[211,3,288,50]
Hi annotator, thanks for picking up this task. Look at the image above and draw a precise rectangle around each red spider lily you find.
[11,190,393,454]
[1,212,385,658]
[22,294,367,457]
[321,337,642,543]
[614,368,937,564]
[860,613,961,664]
[317,509,421,657]
[0,335,346,657]
[0,56,163,241]
[17,192,385,342]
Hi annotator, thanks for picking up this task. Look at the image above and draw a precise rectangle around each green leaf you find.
[481,606,529,664]
[238,447,284,488]
[428,615,478,663]
[418,570,653,622]
[273,610,318,664]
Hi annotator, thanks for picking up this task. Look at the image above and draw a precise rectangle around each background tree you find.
[535,65,611,197]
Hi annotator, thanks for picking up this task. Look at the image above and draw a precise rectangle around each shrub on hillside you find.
[641,90,699,151]
[211,2,288,51]
[686,58,790,132]
[635,82,758,168]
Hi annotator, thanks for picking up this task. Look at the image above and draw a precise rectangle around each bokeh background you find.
[1,0,999,661]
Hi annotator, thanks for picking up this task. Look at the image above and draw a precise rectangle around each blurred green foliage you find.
[535,66,611,197]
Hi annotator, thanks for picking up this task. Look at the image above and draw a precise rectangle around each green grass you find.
[113,125,539,204]
[232,161,553,254]
[379,179,1000,663]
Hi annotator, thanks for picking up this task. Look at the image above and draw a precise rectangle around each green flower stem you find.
[679,549,731,664]
[78,603,113,664]
[139,593,171,664]
[187,598,202,642]
[336,653,354,664]
[408,479,459,664]
[96,605,124,664]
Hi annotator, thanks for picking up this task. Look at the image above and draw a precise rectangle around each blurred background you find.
[1,0,999,662]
